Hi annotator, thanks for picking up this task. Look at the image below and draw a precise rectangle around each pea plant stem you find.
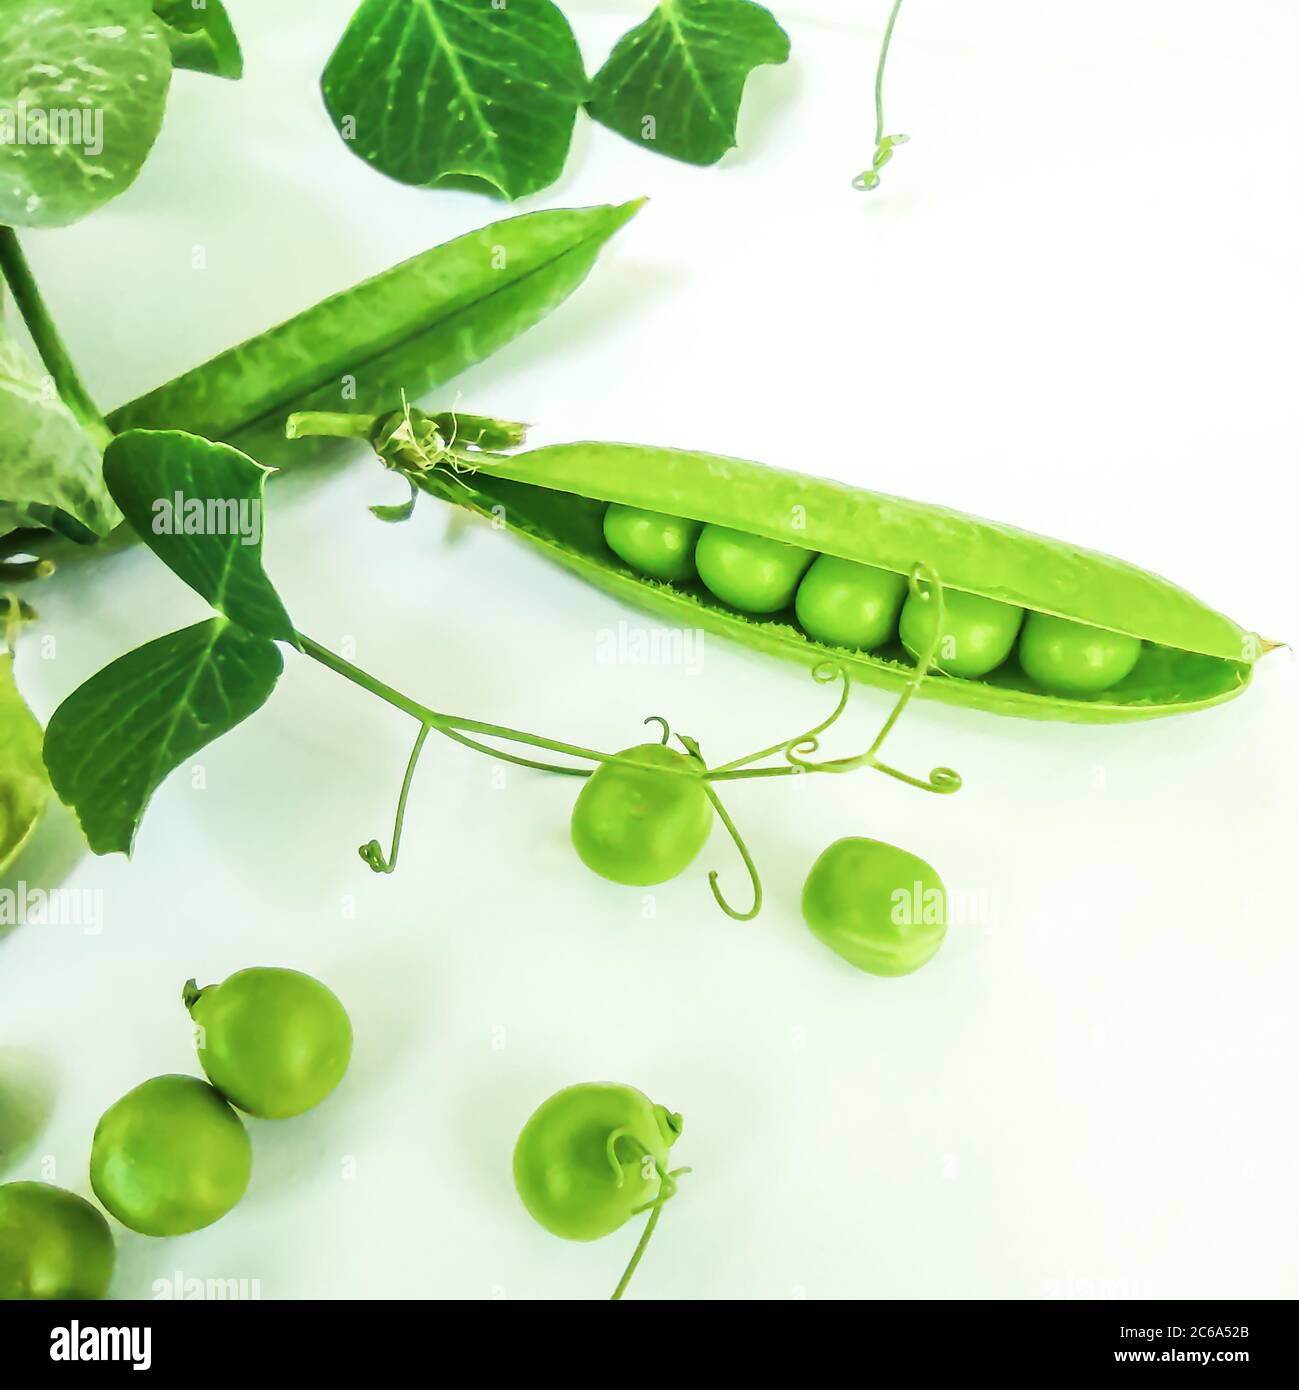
[875,0,905,147]
[610,1203,663,1301]
[0,228,112,453]
[295,632,616,771]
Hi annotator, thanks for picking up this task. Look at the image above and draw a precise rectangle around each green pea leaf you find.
[102,430,297,644]
[321,0,588,201]
[588,0,789,166]
[107,200,642,468]
[0,647,49,875]
[0,0,173,229]
[153,0,243,80]
[0,324,121,541]
[43,618,283,857]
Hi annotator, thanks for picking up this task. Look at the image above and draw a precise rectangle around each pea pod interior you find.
[417,441,1269,722]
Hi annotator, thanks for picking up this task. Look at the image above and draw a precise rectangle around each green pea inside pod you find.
[90,1075,251,1236]
[795,555,908,651]
[802,837,947,977]
[514,1082,689,1299]
[899,586,1022,679]
[184,967,353,1120]
[603,504,703,583]
[694,524,815,614]
[571,742,713,887]
[0,1182,115,1300]
[1018,612,1143,695]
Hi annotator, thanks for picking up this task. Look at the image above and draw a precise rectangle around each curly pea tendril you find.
[296,557,959,922]
[605,1127,693,1301]
[853,0,909,193]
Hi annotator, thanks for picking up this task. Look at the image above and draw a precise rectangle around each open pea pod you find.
[411,440,1272,723]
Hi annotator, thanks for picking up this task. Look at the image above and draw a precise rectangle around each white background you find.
[3,0,1298,1300]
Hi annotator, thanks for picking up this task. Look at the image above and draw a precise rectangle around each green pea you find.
[899,587,1022,679]
[185,967,352,1120]
[1018,612,1143,695]
[603,504,703,583]
[571,743,712,886]
[90,1075,252,1236]
[694,524,814,614]
[795,555,907,651]
[803,837,947,977]
[0,1182,115,1300]
[513,1082,682,1242]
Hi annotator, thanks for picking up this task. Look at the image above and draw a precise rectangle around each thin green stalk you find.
[359,723,431,872]
[296,632,618,770]
[0,227,112,452]
[611,1203,664,1301]
[875,0,904,147]
[854,0,909,191]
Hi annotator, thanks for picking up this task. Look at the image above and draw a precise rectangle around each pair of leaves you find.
[0,321,121,541]
[0,0,241,231]
[108,199,643,467]
[43,431,294,855]
[321,0,789,200]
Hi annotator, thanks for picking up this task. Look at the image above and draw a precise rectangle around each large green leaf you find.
[107,200,643,467]
[153,0,243,80]
[322,0,588,200]
[0,323,120,540]
[0,647,49,874]
[0,0,173,229]
[588,0,789,166]
[44,619,283,856]
[103,431,296,644]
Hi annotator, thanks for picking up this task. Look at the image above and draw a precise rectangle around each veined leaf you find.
[153,0,243,80]
[588,0,789,166]
[0,648,49,874]
[43,619,283,856]
[0,0,173,229]
[107,200,643,467]
[0,324,121,540]
[322,0,588,201]
[103,430,296,644]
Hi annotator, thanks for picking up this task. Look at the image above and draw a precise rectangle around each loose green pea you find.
[603,504,703,583]
[900,587,1022,679]
[694,524,814,614]
[513,1082,682,1242]
[1018,612,1143,695]
[571,743,713,886]
[90,1075,251,1237]
[185,967,352,1120]
[795,555,908,651]
[802,837,947,977]
[0,1182,115,1300]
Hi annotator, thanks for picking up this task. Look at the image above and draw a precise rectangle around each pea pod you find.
[106,201,642,469]
[392,432,1272,723]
